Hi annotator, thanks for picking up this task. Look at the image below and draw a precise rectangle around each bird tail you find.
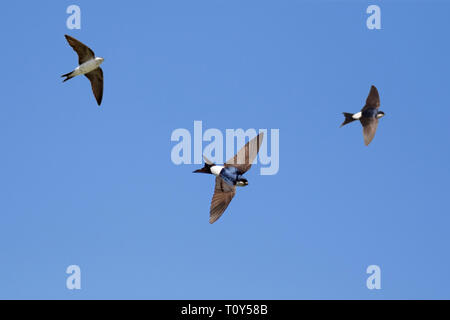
[193,162,214,174]
[340,112,356,127]
[61,71,75,82]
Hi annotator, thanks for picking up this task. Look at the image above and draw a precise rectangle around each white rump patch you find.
[352,112,362,120]
[210,165,224,176]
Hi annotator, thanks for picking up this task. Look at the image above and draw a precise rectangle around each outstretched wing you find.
[65,35,95,65]
[85,68,103,106]
[209,176,236,224]
[225,132,264,174]
[361,117,379,146]
[364,85,380,110]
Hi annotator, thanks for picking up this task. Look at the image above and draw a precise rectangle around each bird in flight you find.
[340,85,385,146]
[62,35,104,106]
[193,132,264,224]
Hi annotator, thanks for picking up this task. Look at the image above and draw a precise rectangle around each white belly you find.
[210,165,224,176]
[76,59,101,75]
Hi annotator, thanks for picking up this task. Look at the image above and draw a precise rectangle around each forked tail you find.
[61,71,75,82]
[193,162,213,174]
[340,112,356,127]
[193,156,215,174]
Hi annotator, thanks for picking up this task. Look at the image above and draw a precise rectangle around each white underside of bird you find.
[70,57,104,77]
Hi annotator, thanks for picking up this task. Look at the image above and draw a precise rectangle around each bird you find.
[193,132,264,224]
[62,35,104,106]
[340,85,385,146]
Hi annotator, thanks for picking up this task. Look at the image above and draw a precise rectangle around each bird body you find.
[219,166,246,187]
[362,107,379,118]
[69,57,104,78]
[195,164,246,187]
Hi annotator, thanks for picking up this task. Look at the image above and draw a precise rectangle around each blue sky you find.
[0,0,449,299]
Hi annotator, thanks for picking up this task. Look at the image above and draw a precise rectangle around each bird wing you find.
[203,155,214,165]
[361,117,379,146]
[65,35,96,65]
[209,176,236,224]
[225,132,264,174]
[363,85,380,110]
[85,68,103,106]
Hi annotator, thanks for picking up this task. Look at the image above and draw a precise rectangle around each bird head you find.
[236,178,248,187]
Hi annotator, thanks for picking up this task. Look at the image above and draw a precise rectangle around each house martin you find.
[62,35,104,106]
[340,85,385,146]
[193,132,264,224]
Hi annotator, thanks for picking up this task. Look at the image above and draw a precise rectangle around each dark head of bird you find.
[236,177,248,186]
[193,162,213,174]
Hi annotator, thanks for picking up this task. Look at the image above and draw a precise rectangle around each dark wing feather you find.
[225,132,264,174]
[65,35,95,65]
[209,176,236,224]
[85,68,103,106]
[360,117,379,146]
[364,85,380,110]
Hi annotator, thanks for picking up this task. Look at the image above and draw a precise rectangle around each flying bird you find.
[340,85,385,146]
[62,35,104,106]
[193,132,264,224]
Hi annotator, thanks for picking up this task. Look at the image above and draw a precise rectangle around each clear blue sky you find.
[0,0,449,299]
